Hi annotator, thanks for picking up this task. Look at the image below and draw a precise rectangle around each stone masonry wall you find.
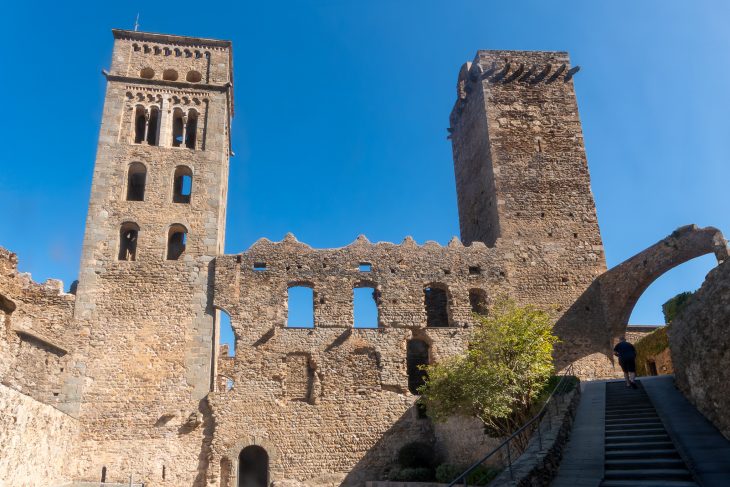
[670,260,730,440]
[207,230,609,486]
[0,383,80,487]
[0,247,77,409]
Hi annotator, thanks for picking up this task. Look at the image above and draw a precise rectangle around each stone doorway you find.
[238,445,268,487]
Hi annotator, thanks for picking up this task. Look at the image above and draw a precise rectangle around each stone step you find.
[606,422,664,430]
[605,441,676,451]
[605,458,686,470]
[605,433,671,443]
[603,468,694,481]
[605,449,680,460]
[600,480,699,487]
[606,427,667,436]
[605,417,661,424]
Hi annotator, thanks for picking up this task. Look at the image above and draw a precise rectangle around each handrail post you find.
[506,442,513,480]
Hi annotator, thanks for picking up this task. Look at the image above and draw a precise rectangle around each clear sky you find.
[1,0,727,329]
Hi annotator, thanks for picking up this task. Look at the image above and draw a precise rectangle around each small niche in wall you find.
[468,266,482,276]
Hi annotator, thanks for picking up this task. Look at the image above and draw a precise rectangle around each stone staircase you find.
[600,381,698,486]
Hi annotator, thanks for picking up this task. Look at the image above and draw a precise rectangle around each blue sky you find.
[1,1,728,329]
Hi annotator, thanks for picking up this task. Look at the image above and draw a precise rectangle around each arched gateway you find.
[238,446,269,487]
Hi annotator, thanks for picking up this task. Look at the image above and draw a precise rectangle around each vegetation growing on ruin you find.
[418,299,558,438]
[635,326,669,376]
[662,291,695,324]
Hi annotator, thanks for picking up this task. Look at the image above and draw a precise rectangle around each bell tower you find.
[70,29,232,482]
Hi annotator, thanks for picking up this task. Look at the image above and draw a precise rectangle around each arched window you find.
[146,106,160,146]
[469,289,489,315]
[126,162,146,201]
[185,110,198,149]
[354,284,379,328]
[171,108,184,147]
[238,446,268,487]
[186,70,202,83]
[134,106,146,144]
[140,67,154,79]
[173,166,193,203]
[424,284,450,327]
[287,285,314,328]
[166,224,188,260]
[407,339,430,394]
[163,69,178,81]
[118,222,139,261]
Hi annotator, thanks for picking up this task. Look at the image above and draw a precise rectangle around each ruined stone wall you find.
[0,247,77,408]
[68,30,232,486]
[207,231,610,486]
[670,260,730,440]
[0,383,80,487]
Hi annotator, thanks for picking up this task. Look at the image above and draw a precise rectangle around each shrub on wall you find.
[662,291,694,324]
[634,326,669,376]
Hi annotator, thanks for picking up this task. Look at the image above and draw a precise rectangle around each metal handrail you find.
[447,363,577,487]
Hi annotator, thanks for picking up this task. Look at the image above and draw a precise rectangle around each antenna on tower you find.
[134,13,140,32]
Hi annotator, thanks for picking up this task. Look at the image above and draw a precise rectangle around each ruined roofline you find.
[224,233,498,255]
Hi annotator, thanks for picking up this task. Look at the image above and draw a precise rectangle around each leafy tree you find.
[662,291,694,324]
[418,299,558,439]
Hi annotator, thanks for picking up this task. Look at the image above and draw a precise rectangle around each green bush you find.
[397,441,435,469]
[390,467,433,482]
[435,464,463,483]
[662,291,694,324]
[466,465,500,485]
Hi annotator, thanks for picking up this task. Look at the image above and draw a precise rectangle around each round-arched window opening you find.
[140,67,155,79]
[186,70,202,83]
[163,69,179,81]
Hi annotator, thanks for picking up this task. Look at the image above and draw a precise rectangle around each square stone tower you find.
[450,50,603,252]
[70,29,232,483]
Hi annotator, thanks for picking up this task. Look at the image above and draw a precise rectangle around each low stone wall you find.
[670,260,730,440]
[0,383,80,486]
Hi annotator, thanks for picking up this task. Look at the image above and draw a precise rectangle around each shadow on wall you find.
[554,225,728,377]
[340,404,435,486]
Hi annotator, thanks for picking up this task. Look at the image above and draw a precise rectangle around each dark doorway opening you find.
[238,445,268,487]
[406,339,430,394]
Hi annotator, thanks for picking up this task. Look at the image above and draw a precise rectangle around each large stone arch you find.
[554,225,728,377]
[597,225,727,340]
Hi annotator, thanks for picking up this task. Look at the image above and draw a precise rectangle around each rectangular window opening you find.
[253,262,267,272]
[468,266,482,276]
[354,287,378,328]
[358,262,372,272]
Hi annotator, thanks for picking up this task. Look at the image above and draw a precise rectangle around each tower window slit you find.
[134,106,146,144]
[118,223,139,261]
[166,225,188,260]
[172,109,184,147]
[126,162,146,201]
[173,166,193,203]
[185,111,198,149]
[146,106,160,146]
